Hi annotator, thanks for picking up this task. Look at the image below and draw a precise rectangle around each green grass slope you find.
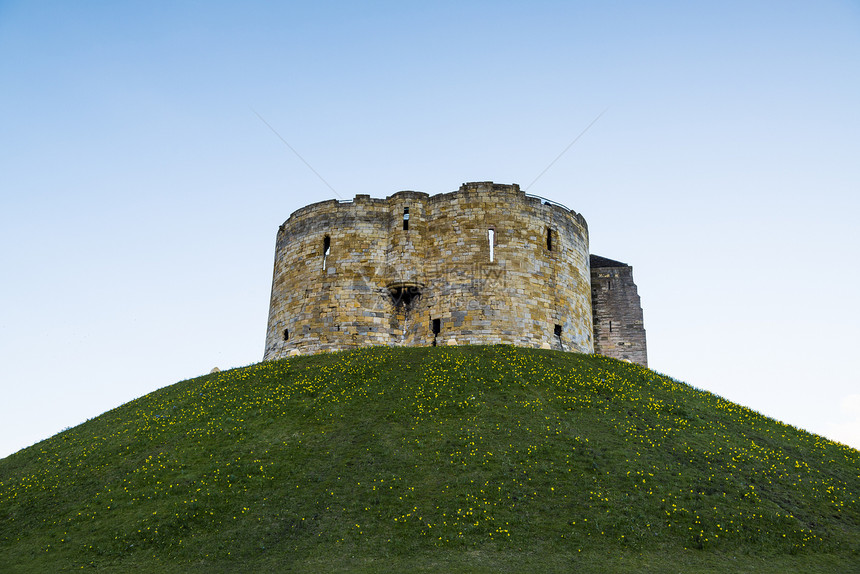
[0,346,858,573]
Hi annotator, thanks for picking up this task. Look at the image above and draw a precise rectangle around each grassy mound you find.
[0,346,857,573]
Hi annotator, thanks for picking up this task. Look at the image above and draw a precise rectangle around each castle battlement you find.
[264,182,646,366]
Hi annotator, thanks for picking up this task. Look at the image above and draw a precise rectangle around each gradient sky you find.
[1,0,859,458]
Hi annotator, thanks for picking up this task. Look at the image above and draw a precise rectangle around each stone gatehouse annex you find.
[264,182,647,366]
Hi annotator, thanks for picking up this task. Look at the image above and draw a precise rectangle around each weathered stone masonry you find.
[590,255,648,367]
[264,182,647,366]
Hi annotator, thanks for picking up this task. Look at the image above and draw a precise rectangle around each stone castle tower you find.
[264,182,647,366]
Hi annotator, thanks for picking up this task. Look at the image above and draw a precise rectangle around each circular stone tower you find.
[263,182,593,359]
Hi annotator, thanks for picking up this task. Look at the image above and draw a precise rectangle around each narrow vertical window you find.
[546,228,558,252]
[403,207,410,231]
[322,235,331,270]
[488,228,495,262]
[609,321,613,333]
[283,328,289,341]
[432,318,441,335]
[554,324,562,337]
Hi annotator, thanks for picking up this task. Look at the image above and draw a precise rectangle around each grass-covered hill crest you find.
[0,345,858,573]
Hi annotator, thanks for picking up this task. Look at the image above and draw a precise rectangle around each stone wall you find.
[590,255,648,366]
[264,182,594,359]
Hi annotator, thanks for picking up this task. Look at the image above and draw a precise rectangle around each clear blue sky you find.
[1,0,859,458]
